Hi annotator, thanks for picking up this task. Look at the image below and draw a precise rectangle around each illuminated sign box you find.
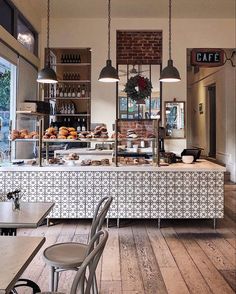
[191,49,224,67]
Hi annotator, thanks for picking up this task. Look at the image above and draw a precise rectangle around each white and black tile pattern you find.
[0,171,224,219]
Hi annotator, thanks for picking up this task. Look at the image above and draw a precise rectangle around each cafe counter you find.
[0,160,225,227]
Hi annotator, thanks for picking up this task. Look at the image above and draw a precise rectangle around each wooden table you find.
[0,202,54,235]
[0,236,45,294]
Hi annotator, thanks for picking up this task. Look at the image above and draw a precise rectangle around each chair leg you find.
[92,274,98,294]
[54,269,59,291]
[50,266,55,291]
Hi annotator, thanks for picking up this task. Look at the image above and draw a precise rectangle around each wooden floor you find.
[18,183,236,294]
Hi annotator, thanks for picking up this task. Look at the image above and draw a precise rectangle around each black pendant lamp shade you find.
[37,66,57,84]
[37,0,57,84]
[99,59,119,82]
[98,0,119,83]
[160,0,181,83]
[160,59,181,82]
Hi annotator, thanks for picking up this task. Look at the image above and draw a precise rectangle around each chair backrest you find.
[70,230,108,294]
[89,196,113,240]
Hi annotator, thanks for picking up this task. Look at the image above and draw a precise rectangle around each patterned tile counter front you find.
[0,161,225,221]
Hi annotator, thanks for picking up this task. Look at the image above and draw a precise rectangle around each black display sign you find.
[191,49,224,67]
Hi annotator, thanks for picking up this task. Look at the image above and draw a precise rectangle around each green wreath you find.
[124,74,152,103]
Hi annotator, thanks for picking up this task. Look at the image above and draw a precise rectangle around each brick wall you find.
[117,31,162,65]
[118,120,154,136]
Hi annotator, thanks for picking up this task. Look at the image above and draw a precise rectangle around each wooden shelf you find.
[51,63,90,66]
[16,111,47,116]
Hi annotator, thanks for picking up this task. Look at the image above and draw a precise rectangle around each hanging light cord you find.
[46,0,50,66]
[168,0,172,60]
[108,0,111,60]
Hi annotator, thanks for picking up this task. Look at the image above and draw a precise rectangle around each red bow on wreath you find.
[137,76,146,91]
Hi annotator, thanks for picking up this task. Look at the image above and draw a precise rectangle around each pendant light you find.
[98,0,119,83]
[37,0,57,84]
[159,0,181,83]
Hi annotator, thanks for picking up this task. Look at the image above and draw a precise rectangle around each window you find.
[0,0,38,56]
[118,64,161,120]
[0,56,16,160]
[0,0,14,35]
[17,16,36,54]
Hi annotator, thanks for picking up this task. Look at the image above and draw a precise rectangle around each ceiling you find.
[28,0,235,19]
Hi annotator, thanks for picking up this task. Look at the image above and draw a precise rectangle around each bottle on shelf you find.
[61,54,64,63]
[77,118,81,133]
[67,86,71,98]
[64,85,68,98]
[50,85,55,97]
[59,85,63,97]
[53,103,57,115]
[71,86,76,98]
[77,54,81,63]
[67,118,71,126]
[77,85,81,98]
[81,118,86,131]
[56,84,59,97]
[81,84,86,97]
[50,104,53,115]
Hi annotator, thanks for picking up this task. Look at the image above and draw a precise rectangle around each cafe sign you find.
[191,48,224,67]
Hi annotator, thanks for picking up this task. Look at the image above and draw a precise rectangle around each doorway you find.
[207,84,216,158]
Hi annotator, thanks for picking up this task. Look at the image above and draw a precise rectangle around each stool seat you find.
[43,242,88,268]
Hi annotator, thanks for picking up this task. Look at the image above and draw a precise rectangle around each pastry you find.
[69,131,77,136]
[81,159,92,166]
[57,135,67,139]
[68,127,76,132]
[101,158,110,166]
[59,129,68,136]
[91,160,101,166]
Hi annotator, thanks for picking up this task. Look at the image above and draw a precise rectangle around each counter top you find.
[0,160,226,172]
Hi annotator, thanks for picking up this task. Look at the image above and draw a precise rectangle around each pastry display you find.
[65,153,79,160]
[48,157,61,164]
[91,160,101,166]
[10,129,39,140]
[81,159,92,166]
[43,126,77,139]
[93,125,109,138]
[117,156,150,165]
[127,129,138,139]
[101,158,110,166]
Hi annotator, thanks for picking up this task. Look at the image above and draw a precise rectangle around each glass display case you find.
[114,119,159,166]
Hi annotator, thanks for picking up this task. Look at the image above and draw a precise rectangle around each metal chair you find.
[37,230,108,294]
[43,196,113,292]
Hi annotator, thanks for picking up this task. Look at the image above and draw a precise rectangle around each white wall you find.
[39,17,235,170]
